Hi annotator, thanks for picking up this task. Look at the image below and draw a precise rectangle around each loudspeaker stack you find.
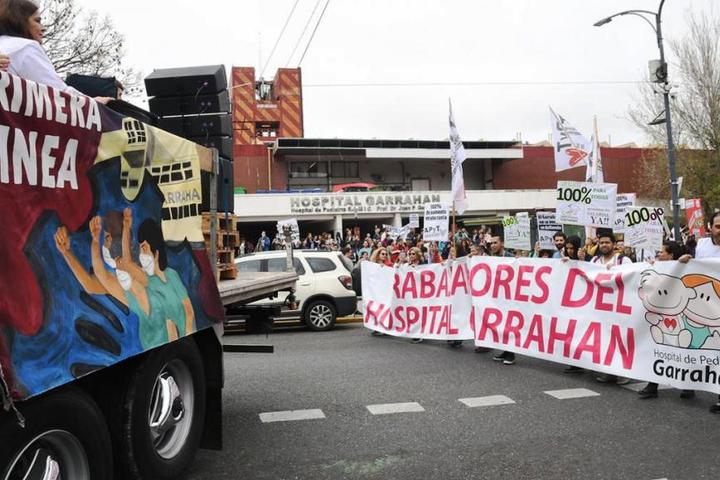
[145,65,234,213]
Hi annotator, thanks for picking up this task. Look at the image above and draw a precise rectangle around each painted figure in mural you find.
[54,208,194,349]
[136,217,195,339]
[54,211,168,349]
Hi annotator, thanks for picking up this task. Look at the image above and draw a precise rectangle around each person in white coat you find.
[0,0,109,102]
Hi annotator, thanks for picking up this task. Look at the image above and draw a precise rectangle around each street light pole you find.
[594,0,682,241]
[655,1,682,242]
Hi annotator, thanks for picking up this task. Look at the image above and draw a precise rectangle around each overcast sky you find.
[75,0,714,146]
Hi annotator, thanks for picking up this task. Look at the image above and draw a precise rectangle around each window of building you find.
[306,257,336,273]
[289,162,328,178]
[331,161,359,178]
[255,122,279,138]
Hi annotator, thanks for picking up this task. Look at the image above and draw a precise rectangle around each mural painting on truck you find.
[0,71,224,401]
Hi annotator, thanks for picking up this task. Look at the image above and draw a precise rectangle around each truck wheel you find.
[120,339,206,479]
[0,387,112,480]
[304,300,336,331]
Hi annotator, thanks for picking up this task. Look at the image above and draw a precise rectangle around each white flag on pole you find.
[449,99,468,214]
[550,107,592,172]
[585,135,605,183]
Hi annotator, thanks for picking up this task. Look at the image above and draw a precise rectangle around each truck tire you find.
[119,338,206,479]
[0,387,112,480]
[304,299,337,331]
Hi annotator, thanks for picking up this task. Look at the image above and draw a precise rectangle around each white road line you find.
[366,402,425,415]
[544,388,601,400]
[459,395,516,408]
[259,409,326,423]
[620,382,673,392]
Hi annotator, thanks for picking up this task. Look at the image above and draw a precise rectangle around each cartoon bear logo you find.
[638,270,695,347]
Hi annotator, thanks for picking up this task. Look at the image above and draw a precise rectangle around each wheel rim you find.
[309,304,333,328]
[3,430,90,480]
[148,359,194,459]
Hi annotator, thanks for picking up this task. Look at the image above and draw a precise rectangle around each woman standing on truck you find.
[0,0,110,101]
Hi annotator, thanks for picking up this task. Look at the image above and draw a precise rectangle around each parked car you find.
[234,250,357,331]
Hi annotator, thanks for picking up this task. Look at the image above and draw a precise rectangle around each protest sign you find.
[276,218,300,243]
[537,211,562,250]
[685,198,706,237]
[556,181,617,227]
[409,213,420,228]
[503,212,531,251]
[362,256,720,395]
[423,202,450,241]
[614,193,636,234]
[624,206,665,249]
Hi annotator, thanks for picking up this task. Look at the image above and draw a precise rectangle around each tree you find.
[630,8,720,215]
[40,0,141,94]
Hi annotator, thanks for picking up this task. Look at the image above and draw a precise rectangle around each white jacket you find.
[0,35,79,93]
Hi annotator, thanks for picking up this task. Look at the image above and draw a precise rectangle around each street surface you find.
[187,323,720,480]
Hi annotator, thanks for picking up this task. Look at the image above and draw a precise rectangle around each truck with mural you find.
[0,70,295,479]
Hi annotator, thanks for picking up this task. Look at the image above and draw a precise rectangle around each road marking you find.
[620,382,673,392]
[259,409,326,423]
[366,402,425,415]
[459,395,516,408]
[544,388,600,400]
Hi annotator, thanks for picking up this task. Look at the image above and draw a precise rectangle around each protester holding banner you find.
[552,232,567,259]
[679,210,720,413]
[638,240,696,400]
[488,234,518,365]
[591,228,632,384]
[562,235,583,261]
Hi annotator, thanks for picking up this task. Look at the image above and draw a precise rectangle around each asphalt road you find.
[186,323,720,480]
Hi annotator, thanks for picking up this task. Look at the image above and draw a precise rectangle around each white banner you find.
[537,211,562,250]
[615,193,637,234]
[503,212,531,251]
[556,181,617,227]
[423,202,450,242]
[409,213,420,228]
[624,206,665,250]
[363,256,720,394]
[550,107,591,172]
[449,100,468,214]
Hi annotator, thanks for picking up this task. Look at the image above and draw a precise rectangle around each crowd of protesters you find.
[240,210,720,413]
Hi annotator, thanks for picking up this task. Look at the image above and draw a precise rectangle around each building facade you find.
[229,66,656,237]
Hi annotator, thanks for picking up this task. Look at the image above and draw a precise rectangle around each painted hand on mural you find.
[53,226,71,255]
[89,216,102,243]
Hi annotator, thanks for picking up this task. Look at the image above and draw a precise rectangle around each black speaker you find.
[201,157,234,214]
[106,100,159,126]
[149,90,230,116]
[66,74,121,98]
[144,65,227,97]
[191,136,232,159]
[158,113,232,137]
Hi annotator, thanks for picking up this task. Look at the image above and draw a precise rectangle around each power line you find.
[302,80,650,88]
[260,0,300,78]
[297,0,331,66]
[286,0,323,67]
